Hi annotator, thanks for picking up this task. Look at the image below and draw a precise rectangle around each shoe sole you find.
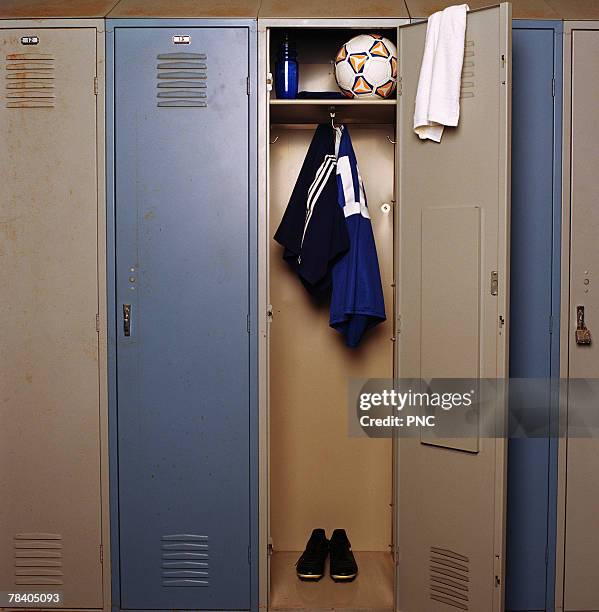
[331,573,357,582]
[297,573,324,581]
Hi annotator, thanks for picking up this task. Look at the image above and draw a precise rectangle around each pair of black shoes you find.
[296,528,358,582]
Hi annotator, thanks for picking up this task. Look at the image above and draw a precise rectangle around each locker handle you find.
[576,305,591,345]
[123,304,131,337]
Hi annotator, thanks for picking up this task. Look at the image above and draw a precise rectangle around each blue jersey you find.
[330,127,386,347]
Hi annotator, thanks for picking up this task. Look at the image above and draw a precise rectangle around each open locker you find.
[0,1,115,609]
[264,21,403,611]
[258,4,511,611]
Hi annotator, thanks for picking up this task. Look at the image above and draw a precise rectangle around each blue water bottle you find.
[275,32,298,99]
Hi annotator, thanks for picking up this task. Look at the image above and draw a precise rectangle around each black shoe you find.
[296,528,329,581]
[329,529,358,582]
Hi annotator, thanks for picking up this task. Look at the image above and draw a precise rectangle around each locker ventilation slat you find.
[4,53,56,108]
[429,546,469,610]
[14,534,64,585]
[156,53,207,108]
[161,534,210,586]
[460,40,475,100]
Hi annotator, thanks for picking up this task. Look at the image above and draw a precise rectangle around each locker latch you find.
[123,304,131,337]
[490,271,498,296]
[576,305,592,345]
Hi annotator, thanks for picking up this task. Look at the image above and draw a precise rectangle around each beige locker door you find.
[0,28,103,608]
[396,5,511,612]
[563,26,599,612]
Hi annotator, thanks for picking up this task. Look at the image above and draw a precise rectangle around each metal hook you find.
[387,135,396,145]
[270,136,279,144]
[330,106,338,129]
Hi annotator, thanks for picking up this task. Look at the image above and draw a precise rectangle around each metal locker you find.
[106,13,258,612]
[506,20,562,612]
[0,12,111,612]
[558,19,599,612]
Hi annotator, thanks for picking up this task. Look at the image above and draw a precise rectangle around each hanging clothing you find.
[274,124,350,294]
[330,126,386,347]
[413,3,470,142]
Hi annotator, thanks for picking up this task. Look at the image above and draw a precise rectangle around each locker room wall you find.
[4,0,599,22]
[268,127,395,552]
[106,0,260,18]
[403,0,599,20]
[545,1,599,20]
[404,0,559,18]
[258,0,409,18]
[0,0,119,18]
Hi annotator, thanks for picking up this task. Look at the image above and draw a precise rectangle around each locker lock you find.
[576,305,592,345]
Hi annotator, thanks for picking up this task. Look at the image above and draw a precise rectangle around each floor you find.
[270,551,395,611]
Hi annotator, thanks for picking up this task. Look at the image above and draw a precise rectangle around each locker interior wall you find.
[506,20,561,612]
[559,22,599,612]
[268,127,395,552]
[0,20,108,610]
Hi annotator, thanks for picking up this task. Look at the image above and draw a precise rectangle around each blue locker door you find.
[115,26,251,610]
[507,24,559,612]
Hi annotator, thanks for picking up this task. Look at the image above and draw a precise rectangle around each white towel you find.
[413,4,469,142]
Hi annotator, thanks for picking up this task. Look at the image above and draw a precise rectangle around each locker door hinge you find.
[552,76,555,98]
[267,305,273,323]
[95,313,100,333]
[549,314,554,334]
[396,76,402,96]
[247,75,251,95]
[93,76,98,96]
[247,314,251,334]
[266,72,273,92]
[248,546,251,565]
[99,545,104,564]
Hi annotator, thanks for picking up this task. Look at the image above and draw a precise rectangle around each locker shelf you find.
[269,99,396,125]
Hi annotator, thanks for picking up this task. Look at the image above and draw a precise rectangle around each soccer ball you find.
[334,34,397,99]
